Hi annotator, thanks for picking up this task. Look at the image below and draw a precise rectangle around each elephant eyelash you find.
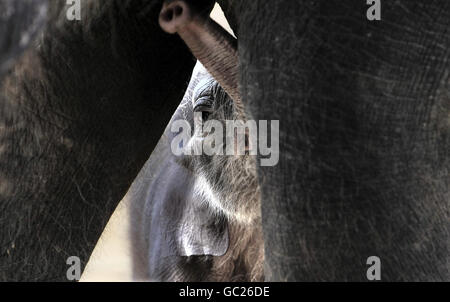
[194,96,214,113]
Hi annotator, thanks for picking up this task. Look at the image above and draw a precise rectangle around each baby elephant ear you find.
[0,0,48,78]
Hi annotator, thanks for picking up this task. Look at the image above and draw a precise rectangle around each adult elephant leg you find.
[222,0,449,281]
[0,0,195,281]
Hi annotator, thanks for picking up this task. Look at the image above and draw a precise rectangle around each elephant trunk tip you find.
[159,1,194,34]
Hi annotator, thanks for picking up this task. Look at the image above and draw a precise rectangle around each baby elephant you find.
[130,62,264,282]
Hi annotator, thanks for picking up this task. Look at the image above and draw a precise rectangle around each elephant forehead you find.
[188,61,215,102]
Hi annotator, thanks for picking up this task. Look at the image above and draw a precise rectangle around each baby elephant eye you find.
[194,96,214,121]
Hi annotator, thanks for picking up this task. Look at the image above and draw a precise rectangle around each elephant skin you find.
[0,0,196,281]
[218,0,449,281]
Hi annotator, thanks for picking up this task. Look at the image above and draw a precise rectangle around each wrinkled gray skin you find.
[0,0,195,281]
[1,0,448,281]
[131,63,263,281]
[219,0,449,281]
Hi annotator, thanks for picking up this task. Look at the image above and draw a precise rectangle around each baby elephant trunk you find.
[159,0,244,117]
